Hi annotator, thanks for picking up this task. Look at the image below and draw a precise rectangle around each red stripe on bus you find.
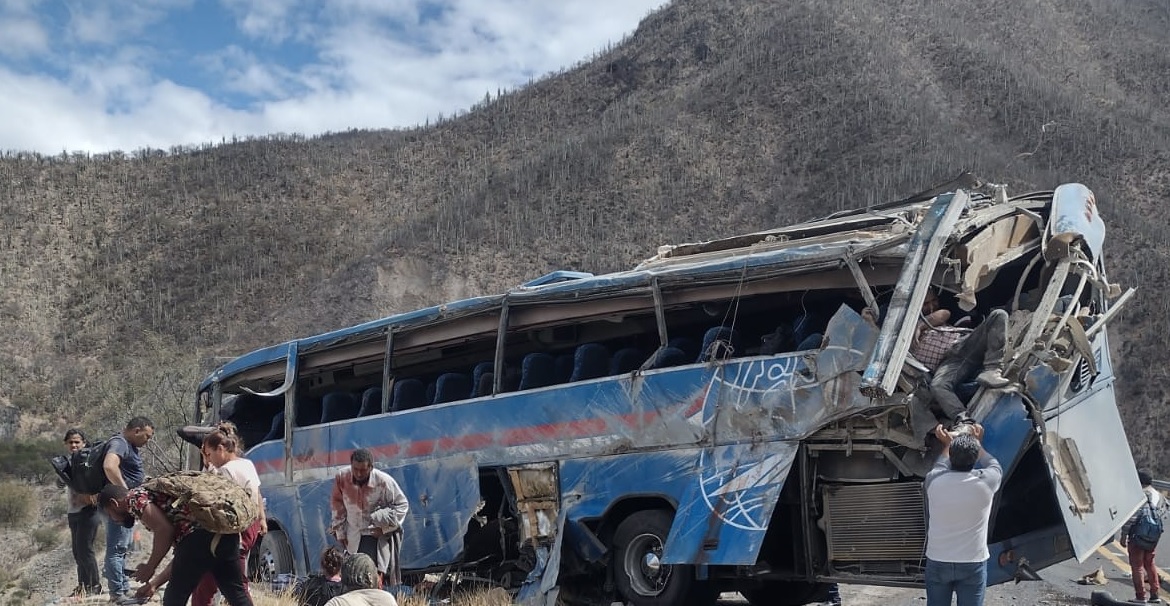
[252,396,703,476]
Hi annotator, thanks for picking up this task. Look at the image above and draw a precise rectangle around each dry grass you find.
[251,585,514,606]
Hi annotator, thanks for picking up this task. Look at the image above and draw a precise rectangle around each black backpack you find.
[49,440,111,495]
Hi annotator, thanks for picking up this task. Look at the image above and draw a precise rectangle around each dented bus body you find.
[195,178,1142,606]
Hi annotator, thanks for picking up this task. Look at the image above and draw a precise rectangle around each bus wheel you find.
[612,510,712,606]
[256,528,295,581]
[741,581,830,606]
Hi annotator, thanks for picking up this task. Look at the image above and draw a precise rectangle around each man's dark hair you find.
[63,428,87,443]
[126,416,154,430]
[949,434,981,472]
[351,448,373,465]
[1138,468,1154,487]
[98,484,129,509]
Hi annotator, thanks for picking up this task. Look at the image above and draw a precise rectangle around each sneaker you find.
[977,369,1011,388]
[1149,597,1162,604]
[69,586,86,598]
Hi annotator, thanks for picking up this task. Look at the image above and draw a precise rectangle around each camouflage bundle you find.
[144,471,259,534]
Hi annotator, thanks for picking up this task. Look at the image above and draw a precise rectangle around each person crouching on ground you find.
[323,554,397,606]
[97,483,254,606]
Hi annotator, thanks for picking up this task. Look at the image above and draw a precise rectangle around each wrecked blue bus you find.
[194,177,1142,606]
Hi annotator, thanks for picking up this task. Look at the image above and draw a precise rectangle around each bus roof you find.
[199,184,1052,392]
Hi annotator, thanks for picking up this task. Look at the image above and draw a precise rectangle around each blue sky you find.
[0,0,669,153]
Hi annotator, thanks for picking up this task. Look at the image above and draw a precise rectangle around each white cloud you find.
[0,16,48,58]
[0,0,670,153]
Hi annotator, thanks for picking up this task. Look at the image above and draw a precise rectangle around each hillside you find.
[1,0,1169,468]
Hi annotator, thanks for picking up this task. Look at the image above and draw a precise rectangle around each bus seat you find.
[795,332,824,351]
[570,343,610,382]
[697,326,741,362]
[609,347,645,375]
[646,346,688,370]
[793,312,826,347]
[474,372,495,397]
[434,373,472,404]
[321,391,361,424]
[501,365,522,392]
[392,379,428,412]
[668,337,699,361]
[519,353,556,390]
[471,362,493,393]
[260,411,285,443]
[295,396,324,427]
[554,354,574,384]
[358,387,382,416]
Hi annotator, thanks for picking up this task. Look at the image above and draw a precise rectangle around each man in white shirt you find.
[923,423,1003,606]
[323,554,397,606]
[329,449,410,588]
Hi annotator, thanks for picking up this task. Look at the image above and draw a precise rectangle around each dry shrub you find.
[0,482,34,527]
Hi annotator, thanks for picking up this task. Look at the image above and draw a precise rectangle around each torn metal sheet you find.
[661,442,799,565]
[954,214,1040,308]
[507,463,560,545]
[1039,383,1142,561]
[1047,184,1105,262]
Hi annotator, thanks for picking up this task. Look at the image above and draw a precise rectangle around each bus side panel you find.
[335,414,483,568]
[661,441,798,566]
[260,482,309,574]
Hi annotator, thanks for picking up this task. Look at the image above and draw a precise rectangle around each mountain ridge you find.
[1,0,1168,469]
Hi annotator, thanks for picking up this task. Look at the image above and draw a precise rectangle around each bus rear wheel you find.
[254,528,295,583]
[612,510,714,606]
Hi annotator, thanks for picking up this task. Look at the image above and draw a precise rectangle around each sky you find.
[0,0,669,154]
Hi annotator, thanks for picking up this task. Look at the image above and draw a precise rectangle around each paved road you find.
[719,540,1170,605]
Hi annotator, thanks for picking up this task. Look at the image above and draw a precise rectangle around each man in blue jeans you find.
[923,423,1002,606]
[102,416,155,604]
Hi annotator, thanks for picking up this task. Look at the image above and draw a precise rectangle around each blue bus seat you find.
[320,391,361,424]
[668,337,699,361]
[295,396,323,428]
[570,343,610,382]
[646,346,688,370]
[697,326,741,362]
[519,353,556,390]
[609,347,645,375]
[358,387,382,416]
[554,354,574,384]
[434,373,472,404]
[501,365,522,392]
[473,371,495,398]
[392,379,428,412]
[259,411,285,443]
[471,362,493,393]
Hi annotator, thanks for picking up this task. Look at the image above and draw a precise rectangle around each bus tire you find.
[741,581,830,606]
[257,528,295,581]
[612,509,713,606]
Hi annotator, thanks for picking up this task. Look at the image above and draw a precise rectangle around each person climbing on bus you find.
[329,449,410,591]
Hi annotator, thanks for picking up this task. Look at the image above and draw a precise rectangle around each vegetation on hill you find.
[1,0,1168,469]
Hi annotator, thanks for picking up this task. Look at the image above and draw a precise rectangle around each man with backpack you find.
[97,471,257,606]
[1120,469,1167,604]
[102,416,155,604]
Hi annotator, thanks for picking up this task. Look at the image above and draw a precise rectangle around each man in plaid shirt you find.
[909,291,1011,422]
